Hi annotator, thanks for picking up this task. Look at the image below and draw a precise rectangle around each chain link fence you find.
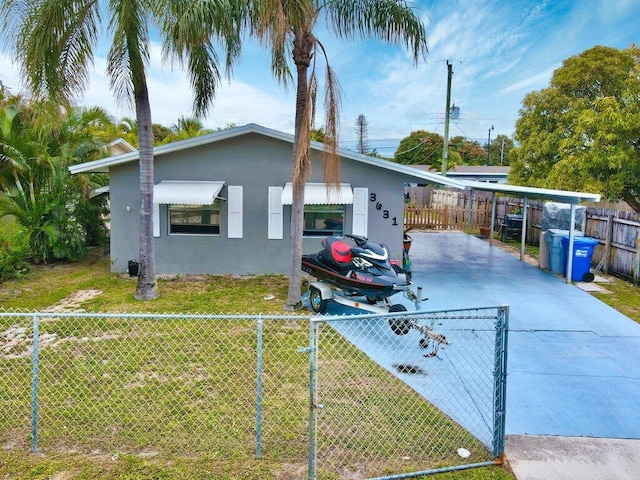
[309,306,508,479]
[0,307,507,479]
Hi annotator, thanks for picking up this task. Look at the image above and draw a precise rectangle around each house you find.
[411,165,510,184]
[70,124,465,275]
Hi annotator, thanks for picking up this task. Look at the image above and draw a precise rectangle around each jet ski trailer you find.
[302,235,427,315]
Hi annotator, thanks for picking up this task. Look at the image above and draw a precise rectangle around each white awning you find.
[281,182,354,205]
[154,180,225,204]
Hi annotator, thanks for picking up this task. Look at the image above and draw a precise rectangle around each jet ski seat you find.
[319,237,353,270]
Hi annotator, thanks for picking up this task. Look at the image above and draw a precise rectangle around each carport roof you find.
[461,180,601,204]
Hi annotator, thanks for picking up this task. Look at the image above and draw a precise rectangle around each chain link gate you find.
[308,306,509,480]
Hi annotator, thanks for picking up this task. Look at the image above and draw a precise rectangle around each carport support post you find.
[489,193,496,246]
[519,197,528,261]
[566,205,576,283]
[466,189,473,233]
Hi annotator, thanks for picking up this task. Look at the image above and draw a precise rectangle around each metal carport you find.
[460,180,601,283]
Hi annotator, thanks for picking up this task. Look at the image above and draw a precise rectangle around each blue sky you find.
[1,0,638,156]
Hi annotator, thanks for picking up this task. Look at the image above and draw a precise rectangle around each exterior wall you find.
[109,133,410,275]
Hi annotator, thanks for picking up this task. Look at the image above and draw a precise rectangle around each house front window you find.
[303,204,344,236]
[169,203,220,235]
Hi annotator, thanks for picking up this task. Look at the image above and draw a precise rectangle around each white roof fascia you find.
[281,182,354,205]
[462,180,601,204]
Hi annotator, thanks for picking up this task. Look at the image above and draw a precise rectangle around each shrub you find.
[0,220,31,282]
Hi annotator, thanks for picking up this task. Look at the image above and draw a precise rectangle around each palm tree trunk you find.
[134,79,158,300]
[285,28,314,310]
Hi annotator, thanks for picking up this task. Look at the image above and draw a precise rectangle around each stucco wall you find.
[109,133,410,275]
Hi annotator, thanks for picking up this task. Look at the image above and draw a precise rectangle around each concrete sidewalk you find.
[506,435,640,480]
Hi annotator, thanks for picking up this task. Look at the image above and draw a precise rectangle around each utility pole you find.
[441,61,453,176]
[500,139,505,165]
[486,125,494,165]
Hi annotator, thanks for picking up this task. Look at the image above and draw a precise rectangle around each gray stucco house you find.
[70,124,464,275]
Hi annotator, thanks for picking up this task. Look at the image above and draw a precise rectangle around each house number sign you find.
[369,193,399,226]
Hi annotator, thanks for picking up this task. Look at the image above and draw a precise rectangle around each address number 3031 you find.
[369,192,398,226]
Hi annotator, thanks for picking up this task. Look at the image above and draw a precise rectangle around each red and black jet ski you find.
[301,234,411,301]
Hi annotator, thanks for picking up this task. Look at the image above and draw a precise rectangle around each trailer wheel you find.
[388,304,411,335]
[309,286,328,314]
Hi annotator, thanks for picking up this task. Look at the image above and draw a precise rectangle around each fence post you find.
[634,232,640,286]
[255,316,263,458]
[493,306,509,459]
[305,320,319,480]
[31,313,40,452]
[604,211,613,274]
[444,205,449,230]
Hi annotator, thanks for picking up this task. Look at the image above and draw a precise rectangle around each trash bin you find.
[561,236,599,281]
[546,229,583,274]
[128,260,139,277]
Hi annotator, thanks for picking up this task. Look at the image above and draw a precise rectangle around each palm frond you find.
[107,0,150,109]
[11,0,101,103]
[326,0,428,64]
[322,60,342,188]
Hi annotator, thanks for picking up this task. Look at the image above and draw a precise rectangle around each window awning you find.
[154,180,225,204]
[281,182,354,205]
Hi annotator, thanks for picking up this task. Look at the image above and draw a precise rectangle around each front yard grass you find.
[0,247,514,480]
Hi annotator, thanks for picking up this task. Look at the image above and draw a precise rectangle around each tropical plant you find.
[168,116,213,141]
[1,0,245,299]
[0,96,97,263]
[251,0,428,308]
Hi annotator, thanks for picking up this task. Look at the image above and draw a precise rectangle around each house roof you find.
[68,123,467,189]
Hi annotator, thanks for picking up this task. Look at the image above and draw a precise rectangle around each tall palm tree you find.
[1,0,244,300]
[251,0,428,309]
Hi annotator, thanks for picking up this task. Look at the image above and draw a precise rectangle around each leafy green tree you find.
[489,134,514,166]
[251,0,428,308]
[1,0,245,299]
[310,127,325,143]
[509,45,640,211]
[449,136,486,165]
[394,130,445,167]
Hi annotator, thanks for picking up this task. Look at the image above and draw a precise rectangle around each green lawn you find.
[0,247,515,480]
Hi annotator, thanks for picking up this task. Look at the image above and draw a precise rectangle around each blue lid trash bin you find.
[561,236,599,281]
[546,229,583,274]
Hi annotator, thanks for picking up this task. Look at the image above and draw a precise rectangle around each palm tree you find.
[1,0,244,300]
[169,116,213,141]
[250,0,428,309]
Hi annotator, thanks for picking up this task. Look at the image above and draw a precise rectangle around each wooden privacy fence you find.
[405,205,492,231]
[586,209,640,284]
[404,192,640,282]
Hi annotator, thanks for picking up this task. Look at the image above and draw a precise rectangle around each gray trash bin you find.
[546,229,583,274]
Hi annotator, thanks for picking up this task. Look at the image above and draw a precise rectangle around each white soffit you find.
[281,183,354,205]
[154,181,225,204]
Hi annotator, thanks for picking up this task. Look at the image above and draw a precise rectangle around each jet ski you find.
[301,234,411,305]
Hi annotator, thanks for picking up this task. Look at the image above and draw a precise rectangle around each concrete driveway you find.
[310,231,640,479]
[404,231,640,440]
